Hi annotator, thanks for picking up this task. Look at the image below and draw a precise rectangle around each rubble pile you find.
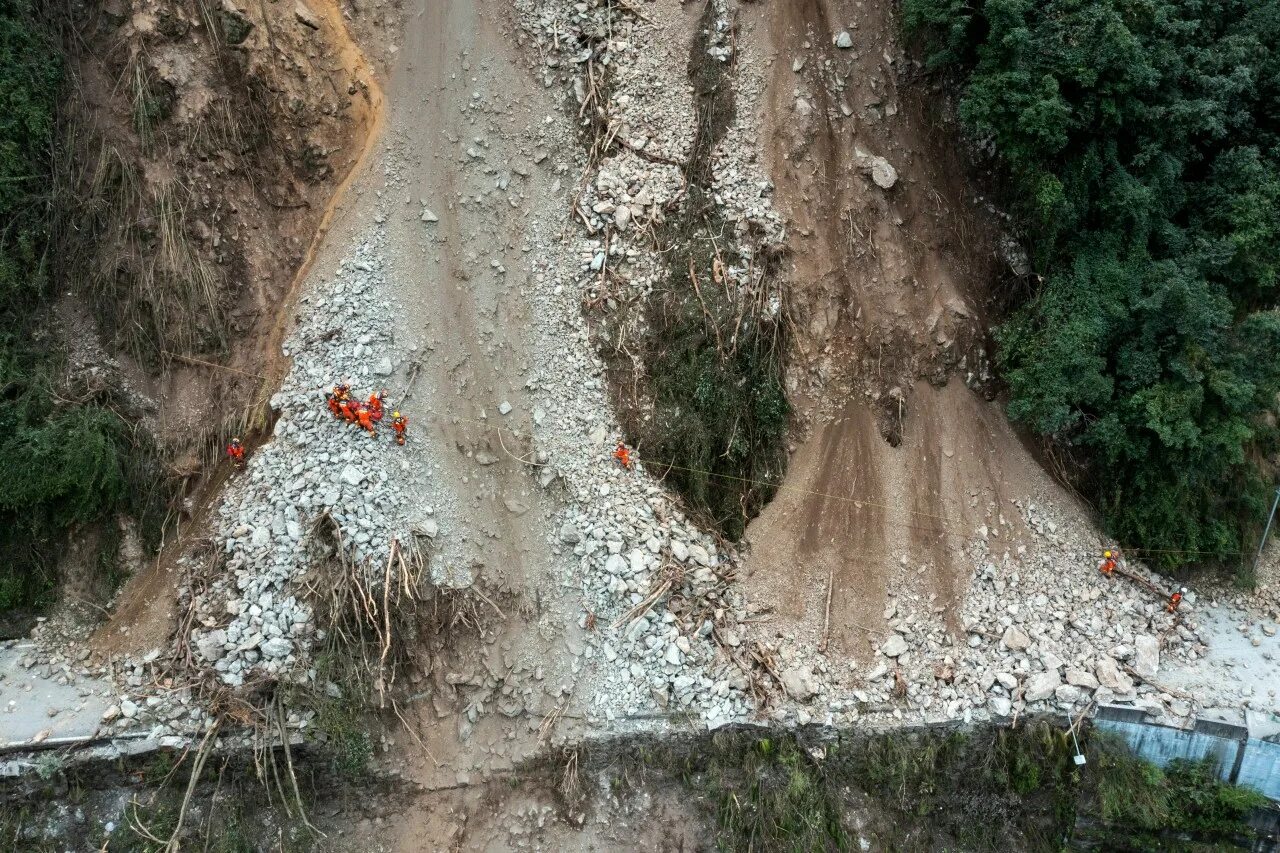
[184,235,420,688]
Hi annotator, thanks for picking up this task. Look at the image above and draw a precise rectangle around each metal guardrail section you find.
[1094,704,1280,801]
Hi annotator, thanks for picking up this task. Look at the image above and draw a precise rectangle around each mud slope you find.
[738,0,1068,660]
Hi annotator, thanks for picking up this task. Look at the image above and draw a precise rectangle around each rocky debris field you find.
[181,234,423,689]
[10,0,1280,763]
[738,484,1280,731]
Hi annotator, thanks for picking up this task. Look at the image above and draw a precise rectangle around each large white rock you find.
[870,157,898,189]
[196,629,228,662]
[1134,635,1159,679]
[1024,670,1061,703]
[780,666,818,702]
[881,634,909,657]
[605,554,628,578]
[1065,668,1099,690]
[1095,656,1135,694]
[260,637,293,659]
[1002,626,1031,652]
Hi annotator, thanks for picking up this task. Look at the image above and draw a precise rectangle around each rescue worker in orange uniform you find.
[1099,549,1117,577]
[613,441,632,469]
[1167,587,1187,613]
[391,411,408,446]
[338,397,357,423]
[368,390,386,422]
[227,437,245,469]
[356,403,376,436]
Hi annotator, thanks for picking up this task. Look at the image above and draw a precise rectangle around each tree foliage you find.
[0,0,140,611]
[906,0,1280,567]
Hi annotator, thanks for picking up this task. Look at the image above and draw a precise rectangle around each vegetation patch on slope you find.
[621,2,789,540]
[601,723,1270,851]
[0,0,161,614]
[904,0,1280,571]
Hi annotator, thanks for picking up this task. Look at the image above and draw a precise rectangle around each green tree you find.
[906,0,1280,568]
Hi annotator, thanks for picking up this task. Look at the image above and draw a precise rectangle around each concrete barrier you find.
[1094,705,1280,801]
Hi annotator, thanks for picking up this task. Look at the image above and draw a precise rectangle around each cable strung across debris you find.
[422,408,1244,562]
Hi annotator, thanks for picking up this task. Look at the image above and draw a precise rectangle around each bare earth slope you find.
[739,0,1041,659]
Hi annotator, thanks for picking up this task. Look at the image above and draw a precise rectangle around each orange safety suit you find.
[613,442,631,469]
[368,393,385,422]
[356,405,376,435]
[339,399,357,423]
[1166,591,1183,613]
[227,442,245,467]
[326,394,342,418]
[1100,557,1116,576]
[391,415,408,446]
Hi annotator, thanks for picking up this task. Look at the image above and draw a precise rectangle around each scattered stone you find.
[780,666,818,702]
[1024,670,1062,703]
[870,157,898,189]
[834,30,854,49]
[1095,656,1134,695]
[1001,626,1031,652]
[880,635,909,658]
[1065,668,1099,690]
[260,637,292,659]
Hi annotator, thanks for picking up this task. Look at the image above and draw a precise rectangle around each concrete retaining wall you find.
[1094,705,1280,801]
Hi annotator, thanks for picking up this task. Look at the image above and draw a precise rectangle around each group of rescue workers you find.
[324,383,409,444]
[1099,548,1187,613]
[225,383,410,471]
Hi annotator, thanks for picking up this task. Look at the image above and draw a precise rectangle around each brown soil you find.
[737,0,1047,663]
[89,0,387,657]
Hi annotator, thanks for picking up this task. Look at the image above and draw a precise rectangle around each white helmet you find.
[1180,586,1188,594]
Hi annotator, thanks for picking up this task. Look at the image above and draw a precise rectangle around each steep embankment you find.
[93,0,387,658]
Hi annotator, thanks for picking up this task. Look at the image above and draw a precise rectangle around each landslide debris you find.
[556,0,791,540]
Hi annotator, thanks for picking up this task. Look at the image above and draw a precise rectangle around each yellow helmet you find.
[1103,550,1112,558]
[392,411,401,419]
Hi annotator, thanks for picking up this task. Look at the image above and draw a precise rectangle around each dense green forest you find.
[905,0,1280,570]
[0,0,141,612]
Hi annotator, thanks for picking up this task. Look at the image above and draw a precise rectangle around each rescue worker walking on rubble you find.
[227,437,246,469]
[1167,586,1187,613]
[368,390,386,422]
[356,402,377,436]
[1099,549,1117,577]
[613,441,632,469]
[391,411,408,446]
